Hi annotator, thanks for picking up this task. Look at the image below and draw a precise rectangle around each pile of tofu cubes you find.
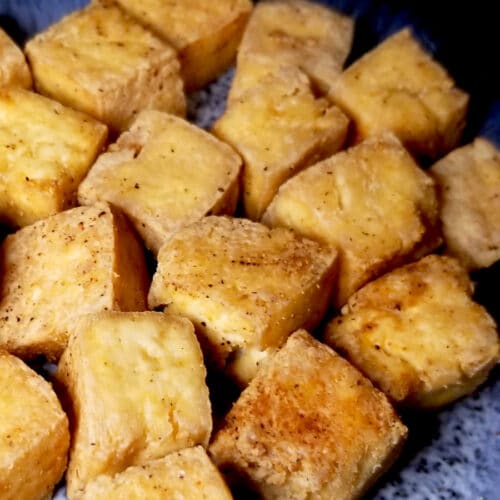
[0,0,499,499]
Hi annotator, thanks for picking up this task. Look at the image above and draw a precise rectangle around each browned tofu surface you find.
[58,312,212,498]
[0,203,148,360]
[114,0,252,91]
[326,255,500,408]
[25,1,185,131]
[0,28,32,89]
[148,216,338,384]
[79,110,241,254]
[214,66,349,220]
[0,351,69,500]
[79,447,232,500]
[332,28,468,158]
[430,138,500,270]
[230,0,353,101]
[209,330,407,499]
[263,134,440,307]
[0,88,107,227]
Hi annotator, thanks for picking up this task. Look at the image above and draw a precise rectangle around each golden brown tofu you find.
[0,351,69,500]
[0,203,148,360]
[0,88,107,227]
[25,1,185,132]
[209,330,407,499]
[325,255,500,409]
[79,110,241,254]
[332,28,468,158]
[148,216,338,385]
[213,66,349,220]
[79,447,232,500]
[263,134,440,307]
[229,0,354,102]
[0,28,32,88]
[58,312,212,498]
[430,138,500,270]
[114,0,252,91]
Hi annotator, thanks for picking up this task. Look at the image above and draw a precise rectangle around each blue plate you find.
[1,1,499,498]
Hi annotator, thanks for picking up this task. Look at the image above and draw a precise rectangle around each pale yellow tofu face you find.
[325,255,500,408]
[57,312,212,497]
[232,0,353,100]
[214,67,349,220]
[79,111,241,254]
[0,352,69,500]
[0,203,148,360]
[263,134,440,307]
[333,28,468,158]
[115,0,252,90]
[209,330,407,500]
[0,29,32,89]
[79,447,232,500]
[25,2,185,131]
[0,88,107,227]
[430,138,500,270]
[148,216,338,379]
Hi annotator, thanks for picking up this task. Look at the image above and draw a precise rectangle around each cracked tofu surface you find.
[25,1,185,131]
[57,312,212,498]
[79,110,241,254]
[229,0,353,102]
[263,134,440,307]
[148,216,338,384]
[325,255,500,408]
[209,330,407,499]
[332,28,468,158]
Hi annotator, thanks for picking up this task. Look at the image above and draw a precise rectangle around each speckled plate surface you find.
[1,0,499,498]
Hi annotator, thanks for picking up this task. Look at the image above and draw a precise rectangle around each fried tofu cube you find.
[25,1,185,132]
[430,138,500,270]
[0,351,69,500]
[332,28,469,158]
[213,67,349,220]
[79,110,241,254]
[114,0,252,91]
[209,330,407,499]
[0,28,32,89]
[79,447,232,500]
[58,312,212,498]
[0,203,148,360]
[229,0,354,102]
[0,88,107,227]
[263,134,440,307]
[148,216,338,385]
[325,255,500,408]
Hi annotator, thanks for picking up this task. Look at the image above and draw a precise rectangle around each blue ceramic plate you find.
[1,1,499,498]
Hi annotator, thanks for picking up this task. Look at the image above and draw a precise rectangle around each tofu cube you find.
[79,447,232,500]
[114,0,252,91]
[229,0,354,102]
[148,216,338,385]
[214,66,349,220]
[25,1,185,132]
[263,134,440,307]
[0,28,32,88]
[0,203,148,360]
[79,110,241,254]
[209,330,407,499]
[0,88,107,227]
[325,255,500,408]
[57,312,212,498]
[430,138,500,270]
[0,351,69,500]
[332,28,469,158]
